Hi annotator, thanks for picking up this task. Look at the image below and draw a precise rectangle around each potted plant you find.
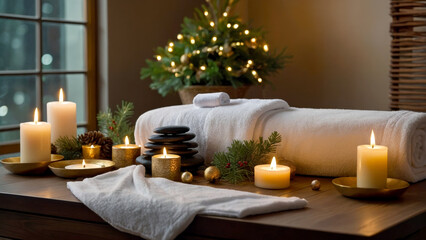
[140,0,290,104]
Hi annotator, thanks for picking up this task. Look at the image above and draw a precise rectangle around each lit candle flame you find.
[163,147,167,158]
[90,145,94,148]
[125,136,129,145]
[59,88,64,103]
[82,159,86,168]
[370,130,375,148]
[32,107,39,124]
[270,156,277,170]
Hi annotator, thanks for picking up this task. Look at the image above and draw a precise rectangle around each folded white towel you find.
[135,99,290,164]
[67,165,307,240]
[193,92,230,107]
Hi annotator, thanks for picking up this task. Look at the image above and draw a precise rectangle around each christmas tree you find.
[141,0,290,97]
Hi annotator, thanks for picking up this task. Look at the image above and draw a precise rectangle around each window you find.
[0,0,97,153]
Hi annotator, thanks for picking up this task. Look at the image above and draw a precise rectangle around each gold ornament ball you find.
[204,166,221,183]
[180,54,189,65]
[311,180,321,191]
[181,171,193,183]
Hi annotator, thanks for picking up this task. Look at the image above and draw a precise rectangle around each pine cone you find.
[51,144,57,154]
[78,131,105,146]
[100,137,113,159]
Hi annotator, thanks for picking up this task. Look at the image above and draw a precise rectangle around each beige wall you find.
[102,0,391,122]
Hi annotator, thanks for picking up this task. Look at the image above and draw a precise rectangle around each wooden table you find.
[0,165,425,240]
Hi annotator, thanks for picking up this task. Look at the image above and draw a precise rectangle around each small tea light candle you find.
[20,108,51,163]
[65,159,102,169]
[357,130,388,189]
[112,136,140,168]
[82,144,101,159]
[255,157,290,189]
[152,147,181,181]
[47,88,77,143]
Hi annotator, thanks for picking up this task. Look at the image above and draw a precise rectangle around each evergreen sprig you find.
[141,0,291,97]
[212,131,282,184]
[54,136,82,160]
[97,101,135,144]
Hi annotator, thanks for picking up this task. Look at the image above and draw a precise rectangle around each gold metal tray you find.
[48,159,115,178]
[1,154,64,175]
[332,177,409,199]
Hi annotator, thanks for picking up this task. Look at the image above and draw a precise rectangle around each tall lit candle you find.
[20,108,51,163]
[112,136,140,168]
[47,88,77,143]
[357,130,388,188]
[254,157,290,189]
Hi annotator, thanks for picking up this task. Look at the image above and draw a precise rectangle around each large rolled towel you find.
[135,101,426,182]
[193,92,230,107]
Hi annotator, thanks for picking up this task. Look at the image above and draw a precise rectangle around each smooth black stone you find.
[181,154,204,167]
[136,156,151,174]
[144,141,198,150]
[154,126,190,134]
[144,149,198,157]
[148,133,195,143]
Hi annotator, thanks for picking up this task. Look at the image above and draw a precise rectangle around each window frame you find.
[0,0,98,154]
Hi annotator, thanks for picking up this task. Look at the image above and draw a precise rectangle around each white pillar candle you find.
[357,130,388,189]
[255,157,290,189]
[20,108,51,163]
[47,88,77,143]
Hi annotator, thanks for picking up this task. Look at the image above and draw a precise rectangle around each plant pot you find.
[178,85,249,104]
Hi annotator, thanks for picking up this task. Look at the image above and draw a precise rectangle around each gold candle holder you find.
[152,150,181,181]
[82,145,101,159]
[112,144,140,168]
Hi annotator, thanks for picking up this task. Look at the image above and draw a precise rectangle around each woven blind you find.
[390,0,426,111]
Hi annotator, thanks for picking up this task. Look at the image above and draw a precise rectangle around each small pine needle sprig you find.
[212,131,281,184]
[54,136,82,160]
[97,101,135,144]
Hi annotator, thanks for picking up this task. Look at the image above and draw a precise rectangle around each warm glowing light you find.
[177,34,183,40]
[227,23,231,28]
[200,65,206,71]
[248,60,253,65]
[59,88,64,102]
[270,157,277,170]
[207,47,212,52]
[204,11,208,16]
[370,130,375,148]
[258,78,263,83]
[156,55,162,61]
[33,108,39,124]
[210,21,215,27]
[233,23,239,29]
[174,73,179,77]
[227,66,232,71]
[171,61,176,67]
[169,42,174,47]
[190,38,195,44]
[212,36,217,42]
[251,38,256,43]
[125,136,130,145]
[195,50,200,54]
[219,46,224,51]
[90,145,94,148]
[168,47,173,52]
[244,30,249,35]
[163,147,167,157]
[82,159,86,168]
[251,70,257,76]
[263,44,269,52]
[223,12,228,17]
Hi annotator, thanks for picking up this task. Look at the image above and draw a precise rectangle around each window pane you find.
[0,0,36,17]
[0,75,37,127]
[0,19,36,71]
[77,127,86,135]
[42,23,85,71]
[0,129,19,144]
[42,0,85,22]
[42,74,86,124]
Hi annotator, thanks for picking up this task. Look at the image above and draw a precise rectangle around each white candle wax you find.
[20,109,51,163]
[357,131,388,189]
[47,89,76,143]
[65,160,102,169]
[254,157,290,189]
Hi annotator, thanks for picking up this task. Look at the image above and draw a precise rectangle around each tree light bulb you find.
[177,34,183,40]
[200,65,206,71]
[212,36,217,42]
[174,73,179,77]
[219,46,224,51]
[227,66,232,71]
[258,77,262,83]
[223,12,228,17]
[204,11,208,16]
[252,70,257,76]
[168,47,173,52]
[171,61,176,67]
[244,30,249,35]
[248,60,253,65]
[233,23,239,29]
[227,23,231,28]
[263,44,269,52]
[169,42,174,47]
[210,21,215,27]
[156,55,162,61]
[190,38,195,44]
[251,38,256,43]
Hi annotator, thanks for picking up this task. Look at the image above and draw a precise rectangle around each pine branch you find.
[54,136,82,160]
[97,101,135,144]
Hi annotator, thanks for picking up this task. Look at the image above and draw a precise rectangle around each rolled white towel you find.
[193,92,230,108]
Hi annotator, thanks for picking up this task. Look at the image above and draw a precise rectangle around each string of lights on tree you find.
[141,0,290,97]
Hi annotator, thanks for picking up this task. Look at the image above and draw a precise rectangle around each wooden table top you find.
[0,164,425,240]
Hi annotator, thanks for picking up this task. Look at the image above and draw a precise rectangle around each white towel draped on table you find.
[67,165,307,240]
[135,99,426,182]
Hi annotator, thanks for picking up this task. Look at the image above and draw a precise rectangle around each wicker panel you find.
[391,0,426,111]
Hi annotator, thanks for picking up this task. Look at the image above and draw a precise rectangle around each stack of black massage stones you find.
[136,125,204,173]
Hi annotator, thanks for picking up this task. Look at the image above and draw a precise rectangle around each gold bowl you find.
[1,154,64,175]
[48,159,115,178]
[332,177,409,199]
